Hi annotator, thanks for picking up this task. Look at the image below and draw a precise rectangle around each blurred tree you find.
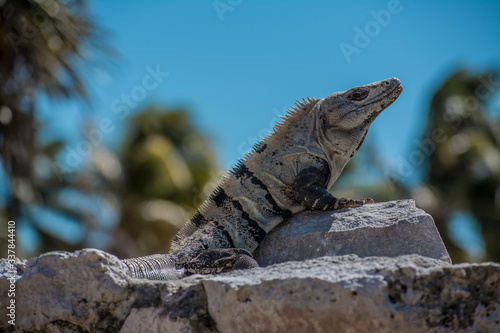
[414,71,500,262]
[0,0,219,259]
[108,108,219,258]
[0,0,109,257]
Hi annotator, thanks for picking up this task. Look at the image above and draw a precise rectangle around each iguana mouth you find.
[367,79,403,107]
[357,81,403,125]
[385,82,403,103]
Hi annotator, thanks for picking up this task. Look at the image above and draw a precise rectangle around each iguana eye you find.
[348,89,369,101]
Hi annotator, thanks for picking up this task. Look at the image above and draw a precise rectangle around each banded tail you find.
[123,254,183,280]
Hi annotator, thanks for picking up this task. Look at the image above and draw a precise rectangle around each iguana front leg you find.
[292,165,374,211]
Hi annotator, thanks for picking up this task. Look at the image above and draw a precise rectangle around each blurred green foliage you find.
[0,0,499,264]
[0,0,109,257]
[108,109,218,258]
[417,71,500,262]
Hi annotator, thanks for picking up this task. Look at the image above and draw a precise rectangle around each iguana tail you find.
[122,254,183,280]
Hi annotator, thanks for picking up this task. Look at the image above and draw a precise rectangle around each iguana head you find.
[320,77,402,132]
[311,77,402,186]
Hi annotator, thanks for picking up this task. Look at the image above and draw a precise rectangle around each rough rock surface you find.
[1,201,499,333]
[254,199,451,266]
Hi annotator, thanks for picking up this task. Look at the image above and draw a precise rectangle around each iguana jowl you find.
[123,78,403,280]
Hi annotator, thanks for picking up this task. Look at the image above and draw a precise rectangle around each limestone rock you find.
[1,250,499,333]
[1,201,499,332]
[1,249,133,332]
[254,199,451,266]
[203,255,499,333]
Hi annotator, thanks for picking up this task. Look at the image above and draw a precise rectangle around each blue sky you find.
[28,0,500,258]
[40,0,500,173]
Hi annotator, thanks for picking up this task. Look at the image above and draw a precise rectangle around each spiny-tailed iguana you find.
[123,77,402,280]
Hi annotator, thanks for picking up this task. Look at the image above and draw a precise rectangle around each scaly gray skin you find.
[123,77,403,280]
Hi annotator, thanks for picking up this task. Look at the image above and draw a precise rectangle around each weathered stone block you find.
[1,201,498,333]
[254,199,451,266]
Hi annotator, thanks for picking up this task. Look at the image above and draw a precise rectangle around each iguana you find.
[123,77,402,280]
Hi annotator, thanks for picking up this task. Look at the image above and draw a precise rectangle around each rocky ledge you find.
[1,200,499,332]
